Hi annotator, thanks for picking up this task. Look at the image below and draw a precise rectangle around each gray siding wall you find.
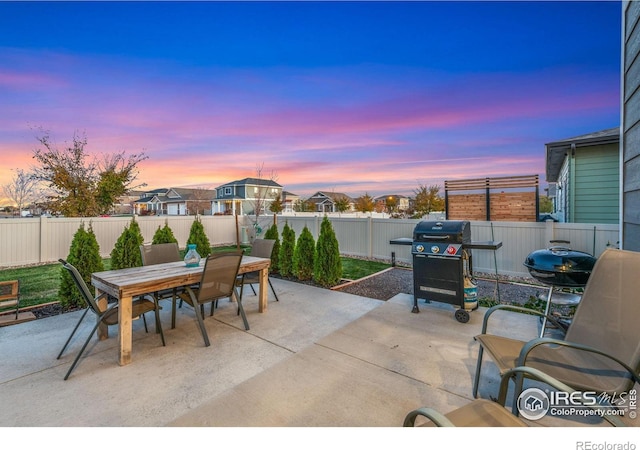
[623,1,640,250]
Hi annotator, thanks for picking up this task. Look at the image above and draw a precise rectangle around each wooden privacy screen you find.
[444,175,539,222]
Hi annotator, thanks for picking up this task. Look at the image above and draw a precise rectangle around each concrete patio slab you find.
[0,279,634,432]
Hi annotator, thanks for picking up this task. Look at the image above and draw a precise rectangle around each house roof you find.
[217,178,282,189]
[374,194,408,201]
[134,187,216,203]
[309,191,355,203]
[545,127,619,182]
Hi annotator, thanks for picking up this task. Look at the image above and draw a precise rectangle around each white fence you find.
[0,214,620,278]
[0,215,241,268]
[263,215,620,278]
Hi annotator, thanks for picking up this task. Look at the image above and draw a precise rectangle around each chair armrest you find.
[480,304,545,334]
[403,407,455,427]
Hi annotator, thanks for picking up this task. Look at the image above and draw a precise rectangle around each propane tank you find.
[463,274,478,311]
[462,250,478,311]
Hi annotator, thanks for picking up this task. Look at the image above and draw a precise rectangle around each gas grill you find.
[390,220,502,323]
[411,220,475,323]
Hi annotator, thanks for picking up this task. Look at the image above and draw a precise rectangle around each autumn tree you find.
[31,129,148,217]
[293,198,315,212]
[1,168,43,215]
[334,196,351,215]
[385,196,398,214]
[269,194,284,214]
[354,193,375,214]
[412,184,444,218]
[539,195,554,214]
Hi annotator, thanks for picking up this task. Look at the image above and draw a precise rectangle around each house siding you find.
[574,145,620,224]
[623,1,640,250]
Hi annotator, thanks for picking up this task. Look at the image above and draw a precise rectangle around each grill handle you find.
[418,234,451,240]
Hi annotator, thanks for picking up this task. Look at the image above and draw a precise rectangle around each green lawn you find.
[0,248,390,309]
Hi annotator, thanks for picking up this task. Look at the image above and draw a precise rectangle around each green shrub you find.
[278,222,296,277]
[293,225,315,281]
[314,216,342,287]
[264,223,280,273]
[187,216,211,257]
[152,220,178,245]
[110,216,144,269]
[59,222,105,308]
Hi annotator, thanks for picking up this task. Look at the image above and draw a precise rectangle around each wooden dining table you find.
[91,255,271,366]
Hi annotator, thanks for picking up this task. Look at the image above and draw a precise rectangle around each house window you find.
[225,187,232,195]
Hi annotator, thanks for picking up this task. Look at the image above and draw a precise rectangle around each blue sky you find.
[0,1,622,200]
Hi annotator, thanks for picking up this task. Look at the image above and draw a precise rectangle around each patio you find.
[0,278,630,430]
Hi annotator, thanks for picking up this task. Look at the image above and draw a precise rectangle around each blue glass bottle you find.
[184,244,201,267]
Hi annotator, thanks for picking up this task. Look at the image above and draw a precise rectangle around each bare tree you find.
[250,163,279,237]
[2,168,43,215]
[188,187,214,215]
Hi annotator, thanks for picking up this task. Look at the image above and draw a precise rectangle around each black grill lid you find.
[413,220,470,243]
[523,247,597,287]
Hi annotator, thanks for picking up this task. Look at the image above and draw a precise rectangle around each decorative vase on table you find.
[184,244,201,267]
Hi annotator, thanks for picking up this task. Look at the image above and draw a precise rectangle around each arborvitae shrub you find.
[110,217,144,269]
[278,222,296,278]
[314,215,342,287]
[187,216,211,257]
[152,220,178,245]
[264,223,280,273]
[59,222,105,309]
[293,225,315,281]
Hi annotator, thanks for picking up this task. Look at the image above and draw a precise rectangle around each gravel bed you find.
[335,267,548,304]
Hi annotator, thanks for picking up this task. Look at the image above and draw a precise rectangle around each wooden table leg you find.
[258,267,268,313]
[96,289,109,340]
[118,294,133,366]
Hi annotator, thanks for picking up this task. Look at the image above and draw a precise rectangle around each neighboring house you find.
[374,194,410,213]
[134,187,216,215]
[281,191,299,214]
[307,191,355,213]
[113,190,144,215]
[212,178,283,216]
[545,127,620,224]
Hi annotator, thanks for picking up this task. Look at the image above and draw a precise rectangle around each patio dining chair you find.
[405,367,625,427]
[236,239,279,303]
[57,259,165,380]
[472,248,640,414]
[140,242,182,329]
[177,251,246,347]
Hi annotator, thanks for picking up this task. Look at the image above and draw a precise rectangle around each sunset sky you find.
[0,1,622,202]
